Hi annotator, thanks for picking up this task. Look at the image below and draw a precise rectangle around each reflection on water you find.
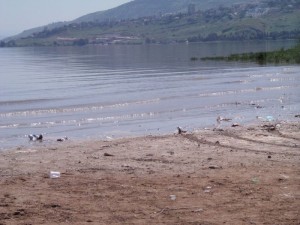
[0,40,299,149]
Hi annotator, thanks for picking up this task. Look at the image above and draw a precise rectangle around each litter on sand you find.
[50,171,61,178]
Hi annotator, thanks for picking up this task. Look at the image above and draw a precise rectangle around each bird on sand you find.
[28,134,43,141]
[177,127,187,134]
[57,136,68,142]
[216,116,232,123]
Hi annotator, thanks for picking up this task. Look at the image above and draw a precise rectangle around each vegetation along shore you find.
[194,41,300,64]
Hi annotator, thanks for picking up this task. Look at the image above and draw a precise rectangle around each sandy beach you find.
[0,121,299,225]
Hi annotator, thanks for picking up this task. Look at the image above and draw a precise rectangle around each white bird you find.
[217,116,232,123]
[28,134,43,141]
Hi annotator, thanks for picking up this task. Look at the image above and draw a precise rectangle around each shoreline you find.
[0,121,299,224]
[2,116,299,153]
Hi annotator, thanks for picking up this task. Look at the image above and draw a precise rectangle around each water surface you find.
[0,40,299,150]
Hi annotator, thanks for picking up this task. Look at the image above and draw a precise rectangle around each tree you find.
[73,39,89,46]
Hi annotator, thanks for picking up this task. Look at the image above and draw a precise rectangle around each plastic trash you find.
[266,116,274,122]
[50,171,61,178]
[204,186,212,193]
[251,177,259,184]
[169,195,176,200]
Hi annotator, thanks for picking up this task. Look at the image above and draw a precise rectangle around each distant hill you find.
[3,0,251,41]
[1,0,299,47]
[3,22,68,42]
[74,0,252,23]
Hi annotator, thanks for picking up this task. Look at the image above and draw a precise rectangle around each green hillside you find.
[1,0,299,47]
[4,0,250,42]
[74,0,250,23]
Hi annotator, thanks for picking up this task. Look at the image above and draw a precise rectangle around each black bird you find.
[177,127,187,135]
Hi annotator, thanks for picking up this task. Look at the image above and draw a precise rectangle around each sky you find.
[0,0,132,38]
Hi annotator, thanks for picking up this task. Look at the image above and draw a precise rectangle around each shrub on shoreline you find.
[198,42,300,64]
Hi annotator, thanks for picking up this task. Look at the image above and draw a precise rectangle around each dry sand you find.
[0,121,299,225]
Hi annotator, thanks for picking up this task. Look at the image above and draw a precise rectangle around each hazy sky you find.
[0,0,132,38]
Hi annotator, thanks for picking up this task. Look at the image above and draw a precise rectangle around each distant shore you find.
[0,121,299,224]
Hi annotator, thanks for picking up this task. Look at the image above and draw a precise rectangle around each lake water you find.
[0,40,299,150]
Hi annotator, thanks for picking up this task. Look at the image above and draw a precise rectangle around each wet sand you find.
[0,121,299,225]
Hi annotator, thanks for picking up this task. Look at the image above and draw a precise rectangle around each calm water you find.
[0,40,299,150]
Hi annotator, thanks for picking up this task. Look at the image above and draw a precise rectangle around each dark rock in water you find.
[268,155,272,159]
[104,153,114,157]
[295,115,300,118]
[231,123,240,127]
